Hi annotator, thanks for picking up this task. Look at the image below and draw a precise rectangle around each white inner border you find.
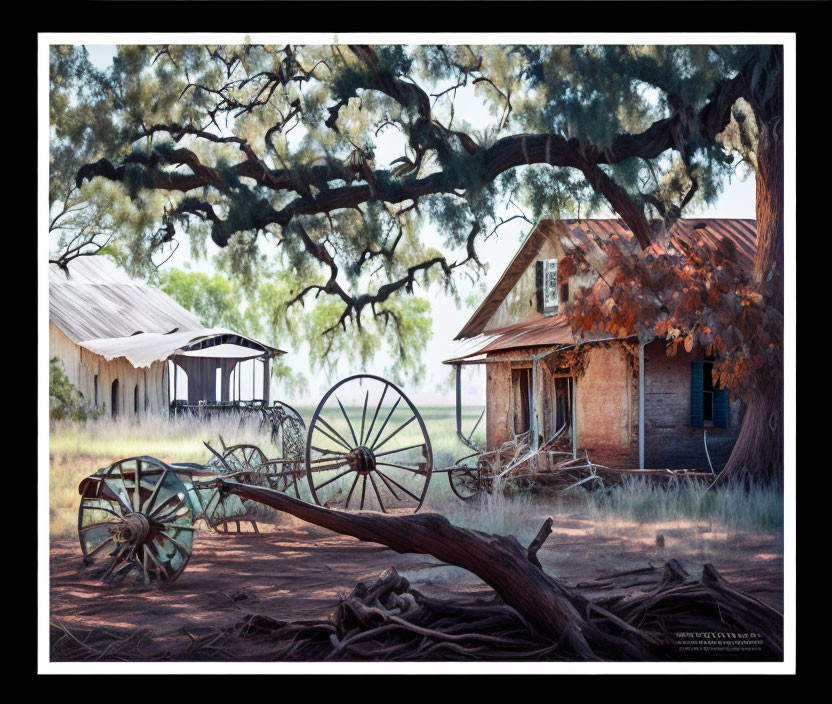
[38,31,797,675]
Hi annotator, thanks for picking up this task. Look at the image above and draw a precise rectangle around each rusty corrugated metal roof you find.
[443,313,629,363]
[455,218,757,340]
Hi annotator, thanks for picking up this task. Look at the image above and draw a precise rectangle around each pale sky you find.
[80,45,757,408]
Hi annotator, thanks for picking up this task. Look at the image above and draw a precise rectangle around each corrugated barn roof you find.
[50,257,203,342]
[49,257,284,367]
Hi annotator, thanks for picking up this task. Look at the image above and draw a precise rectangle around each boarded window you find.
[535,259,559,314]
[691,360,729,428]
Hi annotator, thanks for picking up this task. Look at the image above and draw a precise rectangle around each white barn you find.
[49,257,284,419]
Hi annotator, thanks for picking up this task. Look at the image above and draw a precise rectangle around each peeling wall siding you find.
[50,321,170,419]
[485,360,512,449]
[575,345,639,468]
[484,239,597,333]
[643,339,741,470]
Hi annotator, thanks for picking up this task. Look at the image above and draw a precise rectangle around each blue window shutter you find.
[713,387,730,428]
[690,361,704,427]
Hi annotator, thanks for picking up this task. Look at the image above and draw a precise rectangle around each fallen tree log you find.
[215,479,781,661]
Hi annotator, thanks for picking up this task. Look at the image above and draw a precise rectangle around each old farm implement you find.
[78,374,439,584]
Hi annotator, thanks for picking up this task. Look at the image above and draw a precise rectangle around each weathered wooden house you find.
[445,218,757,471]
[49,257,283,419]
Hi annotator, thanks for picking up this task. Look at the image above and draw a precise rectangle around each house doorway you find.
[511,368,532,435]
[111,379,119,418]
[552,376,573,436]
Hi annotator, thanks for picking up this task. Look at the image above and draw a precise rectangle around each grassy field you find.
[50,405,782,550]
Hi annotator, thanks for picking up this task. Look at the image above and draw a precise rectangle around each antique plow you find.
[77,374,435,585]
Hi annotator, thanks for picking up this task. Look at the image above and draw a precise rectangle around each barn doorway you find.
[111,379,119,418]
[511,368,532,435]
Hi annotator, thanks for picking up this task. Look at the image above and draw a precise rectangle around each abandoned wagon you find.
[445,218,757,474]
[49,257,283,419]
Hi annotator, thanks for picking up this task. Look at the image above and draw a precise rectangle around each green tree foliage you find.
[49,357,101,421]
[52,43,773,384]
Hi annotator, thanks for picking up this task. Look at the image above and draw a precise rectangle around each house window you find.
[536,259,559,314]
[511,368,532,435]
[690,360,729,428]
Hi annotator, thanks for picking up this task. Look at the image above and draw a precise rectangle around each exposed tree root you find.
[52,480,781,662]
[51,560,782,662]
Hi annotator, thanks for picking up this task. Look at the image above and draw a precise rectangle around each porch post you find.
[638,340,645,468]
[455,364,462,437]
[262,355,271,405]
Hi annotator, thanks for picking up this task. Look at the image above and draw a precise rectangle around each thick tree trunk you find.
[222,480,600,650]
[721,57,785,487]
[202,480,782,661]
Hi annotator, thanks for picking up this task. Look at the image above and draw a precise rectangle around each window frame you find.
[537,258,560,314]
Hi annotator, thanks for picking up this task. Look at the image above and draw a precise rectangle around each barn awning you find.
[78,328,284,369]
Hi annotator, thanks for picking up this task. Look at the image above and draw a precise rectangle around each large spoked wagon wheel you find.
[306,374,433,513]
[77,457,195,584]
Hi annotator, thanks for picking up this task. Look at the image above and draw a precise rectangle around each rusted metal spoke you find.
[142,545,150,584]
[368,473,386,513]
[100,543,130,581]
[79,520,122,533]
[373,414,417,452]
[369,396,401,450]
[85,535,116,559]
[81,503,123,519]
[344,472,361,510]
[359,390,369,445]
[335,395,359,448]
[363,384,388,450]
[149,493,180,519]
[313,420,354,452]
[360,475,367,510]
[376,461,424,474]
[374,469,421,502]
[133,461,142,511]
[309,446,347,458]
[313,466,353,491]
[372,443,426,459]
[162,523,196,531]
[374,468,402,501]
[159,530,191,558]
[144,542,170,581]
[153,502,189,524]
[142,468,169,513]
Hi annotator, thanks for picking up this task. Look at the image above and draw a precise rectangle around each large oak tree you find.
[50,43,784,483]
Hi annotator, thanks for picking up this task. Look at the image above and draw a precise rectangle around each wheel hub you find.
[111,512,151,545]
[347,446,376,475]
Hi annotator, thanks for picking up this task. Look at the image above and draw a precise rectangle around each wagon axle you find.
[111,512,151,545]
[347,446,376,475]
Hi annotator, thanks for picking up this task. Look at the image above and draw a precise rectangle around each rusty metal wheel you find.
[221,444,269,485]
[305,374,432,513]
[447,457,484,501]
[77,457,195,584]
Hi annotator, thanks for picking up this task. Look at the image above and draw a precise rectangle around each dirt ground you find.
[50,508,784,660]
